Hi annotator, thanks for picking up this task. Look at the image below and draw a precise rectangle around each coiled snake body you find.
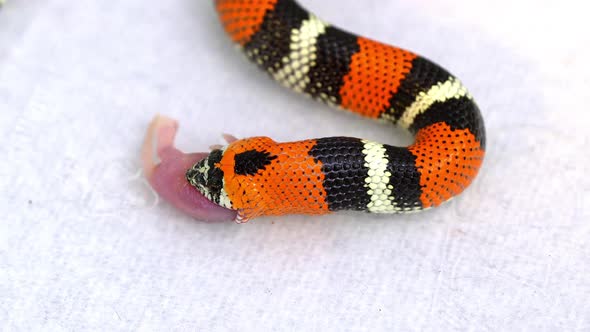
[186,0,486,222]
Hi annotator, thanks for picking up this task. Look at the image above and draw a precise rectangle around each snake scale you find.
[186,0,486,222]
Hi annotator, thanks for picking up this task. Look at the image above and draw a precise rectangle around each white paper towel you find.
[1,0,588,331]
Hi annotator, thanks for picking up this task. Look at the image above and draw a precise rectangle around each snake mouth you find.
[141,115,237,222]
[186,148,233,209]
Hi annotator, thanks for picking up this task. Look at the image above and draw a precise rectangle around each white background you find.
[1,0,589,331]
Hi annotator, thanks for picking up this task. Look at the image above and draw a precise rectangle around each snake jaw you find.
[235,209,249,224]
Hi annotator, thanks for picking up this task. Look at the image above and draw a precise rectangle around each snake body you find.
[187,0,486,222]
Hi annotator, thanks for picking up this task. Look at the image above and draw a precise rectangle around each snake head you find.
[186,148,233,209]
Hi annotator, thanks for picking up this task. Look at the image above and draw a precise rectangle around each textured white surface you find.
[1,0,589,331]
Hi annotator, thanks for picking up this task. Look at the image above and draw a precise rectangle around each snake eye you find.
[206,167,224,191]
